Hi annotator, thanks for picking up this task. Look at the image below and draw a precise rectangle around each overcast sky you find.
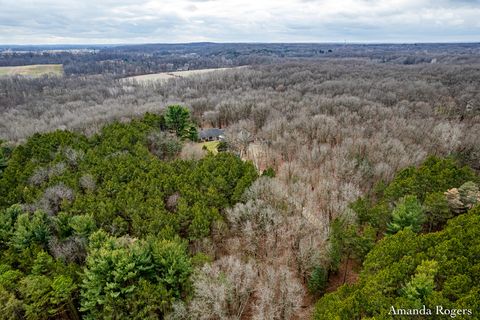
[1,0,479,44]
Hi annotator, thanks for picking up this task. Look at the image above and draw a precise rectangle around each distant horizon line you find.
[1,41,480,47]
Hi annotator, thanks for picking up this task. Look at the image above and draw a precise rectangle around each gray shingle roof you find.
[199,128,224,139]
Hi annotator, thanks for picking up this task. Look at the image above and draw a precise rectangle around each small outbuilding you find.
[199,128,225,142]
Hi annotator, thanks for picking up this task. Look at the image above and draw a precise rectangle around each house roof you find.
[199,128,224,139]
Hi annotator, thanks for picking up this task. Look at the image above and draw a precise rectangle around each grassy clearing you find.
[0,64,63,77]
[123,66,246,84]
[201,141,220,154]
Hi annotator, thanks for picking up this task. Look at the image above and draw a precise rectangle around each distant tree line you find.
[2,43,479,76]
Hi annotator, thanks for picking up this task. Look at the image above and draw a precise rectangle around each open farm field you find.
[0,64,63,77]
[123,66,245,83]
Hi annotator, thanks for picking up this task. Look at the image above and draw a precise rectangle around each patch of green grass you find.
[0,64,63,77]
[201,141,220,154]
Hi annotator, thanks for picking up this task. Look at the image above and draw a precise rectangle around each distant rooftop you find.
[199,128,224,140]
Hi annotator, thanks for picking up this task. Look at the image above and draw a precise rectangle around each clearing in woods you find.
[0,64,64,77]
[123,66,246,84]
[201,141,220,154]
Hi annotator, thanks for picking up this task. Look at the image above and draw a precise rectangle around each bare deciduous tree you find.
[189,256,257,320]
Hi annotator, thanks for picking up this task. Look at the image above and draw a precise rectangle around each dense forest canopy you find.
[0,113,257,319]
[0,44,479,319]
[315,206,480,319]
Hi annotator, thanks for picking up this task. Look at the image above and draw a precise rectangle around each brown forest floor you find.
[326,258,361,293]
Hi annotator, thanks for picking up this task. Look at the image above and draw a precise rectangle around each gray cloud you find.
[0,0,479,44]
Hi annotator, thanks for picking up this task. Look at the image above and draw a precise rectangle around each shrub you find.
[308,266,328,295]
